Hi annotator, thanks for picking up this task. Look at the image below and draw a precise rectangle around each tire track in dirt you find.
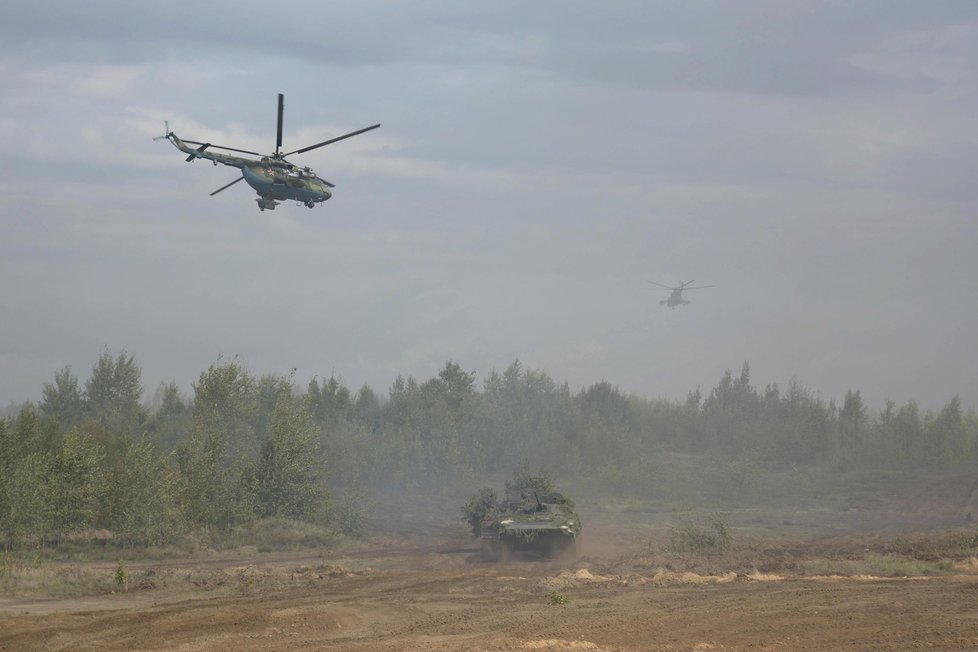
[4,568,978,651]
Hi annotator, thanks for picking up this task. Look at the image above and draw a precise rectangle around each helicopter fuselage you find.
[661,291,691,308]
[648,279,713,308]
[166,133,331,210]
[241,162,331,204]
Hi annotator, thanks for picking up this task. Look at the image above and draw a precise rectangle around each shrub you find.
[114,560,129,592]
[668,514,732,554]
[331,488,371,538]
[547,589,569,605]
[461,488,498,537]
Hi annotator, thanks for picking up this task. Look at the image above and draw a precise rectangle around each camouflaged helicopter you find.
[155,94,379,211]
[648,279,715,308]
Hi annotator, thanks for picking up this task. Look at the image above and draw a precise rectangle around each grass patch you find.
[801,554,954,577]
[225,517,337,552]
[801,558,843,576]
[884,529,978,561]
[866,554,952,577]
[800,558,860,576]
[0,559,116,597]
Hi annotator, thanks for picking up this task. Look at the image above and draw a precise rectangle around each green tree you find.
[0,416,56,546]
[254,373,293,441]
[104,437,183,546]
[309,375,351,425]
[0,451,55,547]
[839,389,868,457]
[40,366,86,430]
[50,428,106,540]
[700,363,760,456]
[145,382,192,452]
[10,403,59,456]
[85,351,146,434]
[191,360,258,458]
[893,401,924,464]
[926,396,965,467]
[177,361,258,530]
[250,388,328,521]
[352,385,382,430]
[436,361,476,409]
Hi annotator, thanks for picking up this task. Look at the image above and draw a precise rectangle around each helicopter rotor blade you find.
[647,281,676,290]
[183,140,262,156]
[283,123,381,157]
[683,285,716,291]
[276,93,284,156]
[185,142,211,162]
[209,176,245,196]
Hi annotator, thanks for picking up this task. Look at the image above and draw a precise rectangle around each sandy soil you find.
[3,558,978,651]
[3,473,978,651]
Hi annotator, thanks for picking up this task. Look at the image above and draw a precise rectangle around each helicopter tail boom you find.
[160,131,248,169]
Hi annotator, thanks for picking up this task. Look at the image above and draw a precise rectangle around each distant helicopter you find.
[155,94,379,211]
[648,280,715,308]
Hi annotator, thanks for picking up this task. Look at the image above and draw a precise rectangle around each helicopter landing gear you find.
[305,200,315,208]
[257,197,278,211]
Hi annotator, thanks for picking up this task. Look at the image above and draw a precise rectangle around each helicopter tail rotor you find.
[152,121,171,141]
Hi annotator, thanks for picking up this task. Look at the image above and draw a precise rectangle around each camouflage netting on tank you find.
[462,472,580,558]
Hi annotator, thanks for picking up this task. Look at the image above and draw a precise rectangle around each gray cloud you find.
[1,1,977,411]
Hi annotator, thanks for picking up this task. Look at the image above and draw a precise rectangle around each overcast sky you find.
[2,1,976,411]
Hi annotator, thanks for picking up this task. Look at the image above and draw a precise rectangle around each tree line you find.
[1,352,975,549]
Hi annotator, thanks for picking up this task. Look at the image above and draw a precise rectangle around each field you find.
[2,469,978,651]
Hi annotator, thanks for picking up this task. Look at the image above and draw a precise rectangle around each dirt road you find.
[3,554,978,651]
[4,476,978,651]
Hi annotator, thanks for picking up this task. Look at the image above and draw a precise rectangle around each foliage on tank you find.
[462,470,580,558]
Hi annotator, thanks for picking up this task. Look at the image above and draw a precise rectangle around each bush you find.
[461,488,498,537]
[506,468,554,497]
[547,589,569,605]
[668,514,732,554]
[331,488,372,538]
[114,560,129,592]
[884,529,978,560]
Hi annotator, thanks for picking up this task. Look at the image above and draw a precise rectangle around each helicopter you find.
[155,94,379,211]
[648,280,715,308]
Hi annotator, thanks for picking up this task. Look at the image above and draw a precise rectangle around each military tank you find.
[465,485,581,560]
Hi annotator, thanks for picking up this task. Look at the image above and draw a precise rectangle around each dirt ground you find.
[3,472,978,651]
